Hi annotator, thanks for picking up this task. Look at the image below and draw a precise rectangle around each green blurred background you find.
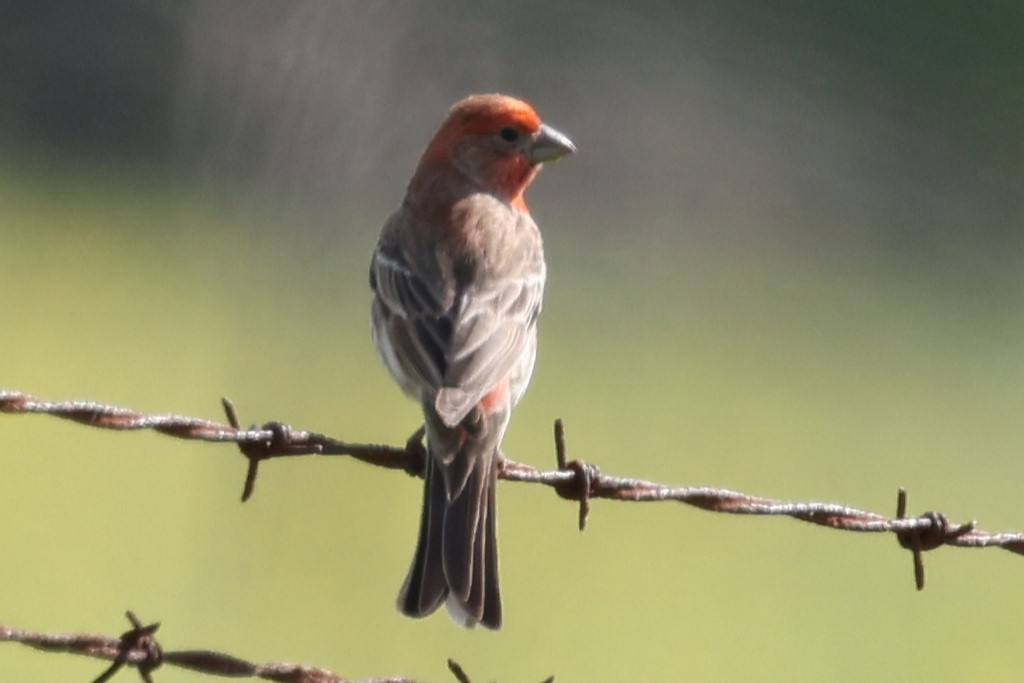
[2,1,1023,680]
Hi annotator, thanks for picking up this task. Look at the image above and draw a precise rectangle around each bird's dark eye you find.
[498,127,520,143]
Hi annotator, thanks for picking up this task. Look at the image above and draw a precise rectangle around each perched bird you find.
[369,94,575,629]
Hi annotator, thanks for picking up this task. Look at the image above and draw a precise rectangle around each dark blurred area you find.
[1,0,1021,253]
[0,0,182,161]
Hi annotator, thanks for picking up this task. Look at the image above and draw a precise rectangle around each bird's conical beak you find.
[529,124,576,164]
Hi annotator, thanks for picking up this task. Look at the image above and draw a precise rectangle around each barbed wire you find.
[3,387,1024,596]
[0,611,542,683]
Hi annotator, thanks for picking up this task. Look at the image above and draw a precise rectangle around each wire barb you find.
[447,659,472,683]
[92,612,162,683]
[545,419,592,530]
[894,488,977,590]
[446,658,554,683]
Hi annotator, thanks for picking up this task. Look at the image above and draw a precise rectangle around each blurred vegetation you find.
[1,2,1022,681]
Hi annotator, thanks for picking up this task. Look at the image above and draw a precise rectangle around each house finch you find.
[369,94,574,629]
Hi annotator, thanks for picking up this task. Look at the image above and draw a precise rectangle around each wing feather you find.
[370,201,544,427]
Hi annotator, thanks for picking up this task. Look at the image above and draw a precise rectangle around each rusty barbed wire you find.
[3,388,1024,591]
[0,611,534,683]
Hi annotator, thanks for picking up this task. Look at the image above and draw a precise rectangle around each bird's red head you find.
[419,94,575,209]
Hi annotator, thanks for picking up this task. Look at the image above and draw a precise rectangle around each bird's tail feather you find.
[397,410,503,629]
[396,453,449,618]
